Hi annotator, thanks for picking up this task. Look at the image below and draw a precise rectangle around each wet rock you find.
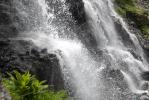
[41,48,48,54]
[141,40,149,53]
[0,39,10,47]
[141,71,149,81]
[128,49,143,61]
[107,69,124,81]
[0,1,18,38]
[0,13,11,25]
[66,0,86,24]
[31,48,40,57]
[0,39,65,90]
[114,18,136,49]
[0,40,31,74]
[31,53,64,90]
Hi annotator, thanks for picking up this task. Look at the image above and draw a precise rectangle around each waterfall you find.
[82,0,149,99]
[120,70,149,94]
[25,32,101,100]
[12,0,149,99]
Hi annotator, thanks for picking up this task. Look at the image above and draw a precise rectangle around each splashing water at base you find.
[23,31,102,100]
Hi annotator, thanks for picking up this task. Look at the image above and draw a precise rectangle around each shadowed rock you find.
[66,0,86,24]
[141,71,149,81]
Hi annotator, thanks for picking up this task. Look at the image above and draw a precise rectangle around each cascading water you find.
[10,0,149,100]
[25,32,101,100]
[83,0,149,99]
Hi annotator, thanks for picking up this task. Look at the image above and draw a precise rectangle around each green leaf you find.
[2,71,68,100]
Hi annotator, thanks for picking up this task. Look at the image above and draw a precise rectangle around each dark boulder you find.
[30,50,64,91]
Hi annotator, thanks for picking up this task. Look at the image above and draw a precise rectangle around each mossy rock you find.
[126,11,149,26]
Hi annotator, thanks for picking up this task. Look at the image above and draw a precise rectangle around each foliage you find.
[2,71,67,100]
[140,25,149,39]
[114,0,149,39]
[115,0,147,16]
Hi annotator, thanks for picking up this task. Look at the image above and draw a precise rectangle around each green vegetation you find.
[114,0,149,39]
[115,0,145,15]
[2,71,67,100]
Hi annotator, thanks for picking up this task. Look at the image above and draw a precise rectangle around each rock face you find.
[65,0,98,50]
[0,39,65,90]
[66,0,86,24]
[0,1,18,38]
[141,71,149,81]
[114,19,135,48]
[30,49,65,90]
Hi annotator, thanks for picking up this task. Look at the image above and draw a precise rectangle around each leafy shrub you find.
[2,71,67,100]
